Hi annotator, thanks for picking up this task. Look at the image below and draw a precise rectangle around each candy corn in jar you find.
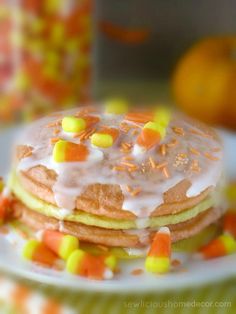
[0,0,93,125]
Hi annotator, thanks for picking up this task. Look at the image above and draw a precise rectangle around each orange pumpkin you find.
[172,36,236,130]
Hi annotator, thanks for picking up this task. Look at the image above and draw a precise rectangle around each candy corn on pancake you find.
[8,104,225,257]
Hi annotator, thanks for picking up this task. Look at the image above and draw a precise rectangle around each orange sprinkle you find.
[131,187,141,196]
[113,166,126,171]
[119,122,130,133]
[204,152,220,161]
[120,143,133,154]
[78,130,87,140]
[23,150,33,158]
[156,161,168,169]
[122,155,134,161]
[162,166,170,178]
[131,268,144,276]
[167,138,178,147]
[53,129,60,135]
[50,137,60,144]
[160,144,166,156]
[171,259,181,267]
[125,112,154,124]
[126,185,132,192]
[46,120,62,128]
[121,142,132,149]
[128,167,138,173]
[149,157,156,169]
[189,128,212,138]
[172,127,184,136]
[96,245,109,252]
[131,129,139,136]
[87,128,96,139]
[120,148,131,154]
[189,147,200,156]
[121,161,137,169]
[190,159,201,172]
[80,128,96,141]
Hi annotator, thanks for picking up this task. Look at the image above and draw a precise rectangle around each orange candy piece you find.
[200,238,227,259]
[33,243,58,267]
[53,140,89,163]
[66,142,88,162]
[125,112,154,124]
[43,230,63,255]
[137,128,161,149]
[223,211,236,238]
[148,228,171,258]
[42,230,79,260]
[0,196,11,223]
[79,254,106,280]
[24,241,58,267]
[199,234,236,259]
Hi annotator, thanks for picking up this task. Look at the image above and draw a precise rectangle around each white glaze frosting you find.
[15,106,223,218]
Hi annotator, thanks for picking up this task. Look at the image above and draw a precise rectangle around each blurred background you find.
[0,0,235,313]
[0,0,235,129]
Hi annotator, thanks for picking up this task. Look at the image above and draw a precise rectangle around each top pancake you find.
[13,106,223,221]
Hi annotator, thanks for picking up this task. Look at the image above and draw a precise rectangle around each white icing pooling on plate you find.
[16,107,223,219]
[124,247,149,257]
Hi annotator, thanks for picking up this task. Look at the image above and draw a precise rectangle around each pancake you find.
[11,200,224,248]
[9,105,224,249]
[9,170,216,230]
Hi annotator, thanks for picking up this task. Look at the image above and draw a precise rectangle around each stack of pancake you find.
[8,105,225,255]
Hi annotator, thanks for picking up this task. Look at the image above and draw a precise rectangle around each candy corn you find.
[42,230,79,260]
[62,116,86,133]
[223,211,236,238]
[199,234,236,259]
[98,127,119,141]
[23,240,58,267]
[137,121,166,150]
[66,249,117,280]
[105,98,129,115]
[145,227,171,274]
[154,107,171,127]
[91,128,119,148]
[0,188,11,224]
[53,140,89,162]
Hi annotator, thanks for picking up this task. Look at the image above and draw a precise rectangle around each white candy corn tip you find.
[88,148,104,163]
[103,268,114,280]
[132,144,146,156]
[2,187,11,198]
[159,227,170,234]
[35,229,44,241]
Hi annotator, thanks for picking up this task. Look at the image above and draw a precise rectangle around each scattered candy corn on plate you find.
[0,127,236,293]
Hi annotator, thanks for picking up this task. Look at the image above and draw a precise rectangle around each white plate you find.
[0,126,236,293]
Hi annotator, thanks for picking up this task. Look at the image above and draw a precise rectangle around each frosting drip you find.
[16,107,223,218]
